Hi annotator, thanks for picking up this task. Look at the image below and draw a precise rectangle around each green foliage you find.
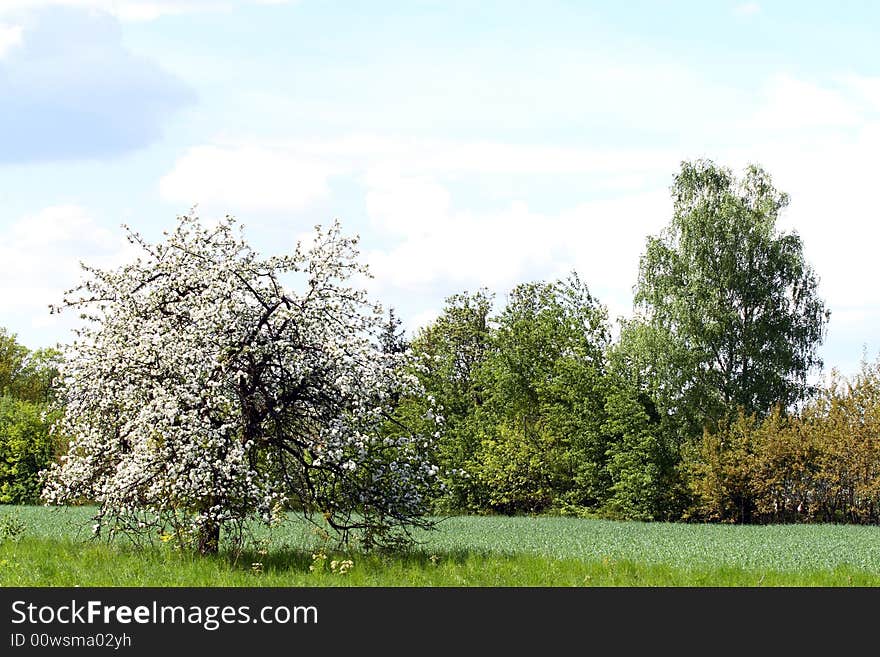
[684,411,766,523]
[475,273,610,512]
[0,330,28,395]
[379,307,409,356]
[806,362,880,522]
[471,424,559,513]
[684,358,880,524]
[0,328,61,404]
[407,290,495,510]
[405,276,612,515]
[0,396,59,504]
[0,329,62,506]
[634,159,829,436]
[602,379,674,520]
[684,407,828,524]
[538,351,609,507]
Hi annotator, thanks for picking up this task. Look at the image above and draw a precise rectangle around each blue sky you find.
[1,1,879,379]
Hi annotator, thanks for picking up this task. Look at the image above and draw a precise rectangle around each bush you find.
[684,360,880,524]
[803,365,880,522]
[0,396,58,504]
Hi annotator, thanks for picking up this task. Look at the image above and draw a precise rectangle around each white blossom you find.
[42,213,440,551]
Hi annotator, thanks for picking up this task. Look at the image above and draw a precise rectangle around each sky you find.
[1,1,878,378]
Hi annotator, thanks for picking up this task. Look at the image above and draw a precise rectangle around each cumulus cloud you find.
[840,73,880,112]
[727,74,880,309]
[0,205,134,345]
[732,131,880,308]
[159,144,338,215]
[363,183,669,326]
[159,135,676,213]
[705,72,880,375]
[0,8,194,163]
[363,169,451,236]
[747,75,863,132]
[150,67,880,374]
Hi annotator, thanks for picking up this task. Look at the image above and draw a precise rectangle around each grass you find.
[2,505,880,586]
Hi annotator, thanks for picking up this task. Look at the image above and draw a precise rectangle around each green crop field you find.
[2,505,879,586]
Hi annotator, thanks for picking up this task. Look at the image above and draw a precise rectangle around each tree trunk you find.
[197,519,221,555]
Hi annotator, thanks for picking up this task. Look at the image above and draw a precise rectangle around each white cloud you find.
[0,22,23,58]
[363,169,451,236]
[160,135,677,214]
[747,75,862,132]
[840,73,880,112]
[364,188,669,326]
[158,136,680,335]
[0,0,293,22]
[759,137,880,310]
[296,135,675,177]
[734,2,761,17]
[159,144,336,215]
[366,199,545,291]
[0,205,133,343]
[105,2,214,21]
[724,74,880,312]
[158,136,678,326]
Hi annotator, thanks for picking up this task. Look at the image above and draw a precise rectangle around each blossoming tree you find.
[42,213,441,554]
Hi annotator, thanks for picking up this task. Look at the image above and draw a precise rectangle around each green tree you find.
[0,329,28,395]
[0,329,62,505]
[683,358,880,526]
[602,374,678,520]
[379,307,408,356]
[0,328,61,404]
[475,273,610,512]
[407,290,494,510]
[802,361,880,523]
[601,321,690,519]
[13,348,62,405]
[634,159,829,434]
[0,396,59,504]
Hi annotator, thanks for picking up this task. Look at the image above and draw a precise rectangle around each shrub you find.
[0,396,58,504]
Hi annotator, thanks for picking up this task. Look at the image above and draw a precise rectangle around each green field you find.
[2,505,879,586]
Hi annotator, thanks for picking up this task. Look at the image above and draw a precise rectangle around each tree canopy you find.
[0,328,61,404]
[42,214,441,553]
[405,289,494,510]
[633,159,829,433]
[0,329,61,504]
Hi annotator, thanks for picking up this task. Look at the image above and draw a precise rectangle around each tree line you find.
[390,159,877,523]
[1,158,877,550]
